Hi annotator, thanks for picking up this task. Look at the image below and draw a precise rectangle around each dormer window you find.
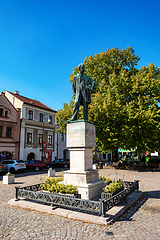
[28,110,33,120]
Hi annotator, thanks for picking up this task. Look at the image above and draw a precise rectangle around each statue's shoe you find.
[67,118,75,122]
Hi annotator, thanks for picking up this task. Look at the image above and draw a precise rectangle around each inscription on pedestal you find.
[67,122,95,148]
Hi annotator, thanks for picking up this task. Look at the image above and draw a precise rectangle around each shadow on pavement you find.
[118,190,160,222]
[0,168,69,181]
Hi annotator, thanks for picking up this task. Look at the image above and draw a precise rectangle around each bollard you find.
[48,168,55,177]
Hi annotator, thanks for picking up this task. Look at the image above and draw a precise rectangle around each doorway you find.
[27,152,35,160]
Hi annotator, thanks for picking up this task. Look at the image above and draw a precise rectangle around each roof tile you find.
[8,91,56,113]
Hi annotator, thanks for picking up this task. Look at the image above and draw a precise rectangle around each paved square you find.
[0,168,160,239]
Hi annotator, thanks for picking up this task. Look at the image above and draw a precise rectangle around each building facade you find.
[4,90,57,162]
[0,92,21,160]
[97,152,112,162]
[57,132,70,159]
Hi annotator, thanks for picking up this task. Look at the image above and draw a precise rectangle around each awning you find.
[118,149,135,153]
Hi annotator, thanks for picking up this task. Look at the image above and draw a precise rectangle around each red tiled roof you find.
[8,91,56,113]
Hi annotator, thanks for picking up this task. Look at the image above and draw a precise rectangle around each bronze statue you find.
[68,63,95,122]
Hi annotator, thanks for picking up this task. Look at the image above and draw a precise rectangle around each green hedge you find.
[40,177,78,194]
[104,180,124,194]
[99,176,112,183]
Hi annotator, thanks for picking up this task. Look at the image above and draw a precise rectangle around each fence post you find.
[15,186,20,201]
[135,180,139,191]
[101,199,106,217]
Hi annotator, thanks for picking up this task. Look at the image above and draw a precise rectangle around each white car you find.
[2,160,26,174]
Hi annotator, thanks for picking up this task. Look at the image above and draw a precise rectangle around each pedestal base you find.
[77,180,105,200]
[64,170,104,200]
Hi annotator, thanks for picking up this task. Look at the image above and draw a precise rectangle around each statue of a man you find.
[69,63,95,122]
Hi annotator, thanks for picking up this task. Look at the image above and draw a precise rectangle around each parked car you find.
[46,159,70,169]
[0,162,8,174]
[1,160,26,174]
[25,160,46,171]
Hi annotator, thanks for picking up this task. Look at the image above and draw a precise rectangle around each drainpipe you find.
[57,131,58,159]
[17,108,21,159]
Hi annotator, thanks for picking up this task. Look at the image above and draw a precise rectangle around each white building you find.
[4,90,57,162]
[57,132,70,159]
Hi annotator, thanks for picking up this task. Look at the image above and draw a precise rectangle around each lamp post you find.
[42,116,51,162]
[42,120,44,161]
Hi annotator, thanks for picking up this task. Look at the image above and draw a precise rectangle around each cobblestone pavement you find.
[0,168,160,240]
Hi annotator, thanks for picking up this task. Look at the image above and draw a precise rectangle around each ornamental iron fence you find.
[100,180,139,217]
[15,180,139,217]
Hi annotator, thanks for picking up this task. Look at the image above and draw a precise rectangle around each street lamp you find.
[42,118,44,161]
[42,116,51,161]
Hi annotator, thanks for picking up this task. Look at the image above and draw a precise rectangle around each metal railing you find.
[15,180,139,217]
[100,180,139,216]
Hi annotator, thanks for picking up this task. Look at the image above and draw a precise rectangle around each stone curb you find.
[106,191,143,224]
[8,191,143,226]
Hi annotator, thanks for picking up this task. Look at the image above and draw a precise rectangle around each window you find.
[49,115,52,124]
[61,133,64,141]
[39,113,43,122]
[48,135,52,145]
[102,153,107,160]
[28,110,33,120]
[38,134,43,144]
[0,126,2,137]
[0,109,3,116]
[5,111,8,117]
[6,127,12,138]
[27,133,32,143]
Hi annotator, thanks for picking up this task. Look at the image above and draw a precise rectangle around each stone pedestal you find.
[64,121,104,200]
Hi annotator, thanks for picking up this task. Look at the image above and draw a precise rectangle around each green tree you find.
[125,64,160,153]
[56,47,160,157]
[56,101,74,134]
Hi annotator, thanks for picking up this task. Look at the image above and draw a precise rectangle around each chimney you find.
[14,90,19,95]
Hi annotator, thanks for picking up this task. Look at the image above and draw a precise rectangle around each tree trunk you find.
[112,149,119,162]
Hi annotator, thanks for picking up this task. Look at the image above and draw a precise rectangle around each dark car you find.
[0,162,8,174]
[25,160,46,171]
[46,159,70,169]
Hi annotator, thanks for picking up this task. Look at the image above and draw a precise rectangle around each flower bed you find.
[102,180,124,200]
[99,176,112,184]
[40,177,78,195]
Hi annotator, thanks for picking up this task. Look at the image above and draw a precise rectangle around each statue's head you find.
[78,63,85,73]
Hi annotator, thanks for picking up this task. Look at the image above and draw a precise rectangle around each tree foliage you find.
[56,47,160,154]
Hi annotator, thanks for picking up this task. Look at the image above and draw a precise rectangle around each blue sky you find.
[0,0,160,111]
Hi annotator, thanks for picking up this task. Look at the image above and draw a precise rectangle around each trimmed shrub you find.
[40,177,78,194]
[104,180,124,194]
